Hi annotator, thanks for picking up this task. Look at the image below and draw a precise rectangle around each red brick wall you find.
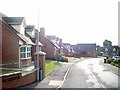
[31,45,36,61]
[2,70,37,89]
[2,23,19,68]
[0,21,2,69]
[20,59,32,67]
[43,38,55,60]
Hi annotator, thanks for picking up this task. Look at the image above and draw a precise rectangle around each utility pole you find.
[36,10,40,81]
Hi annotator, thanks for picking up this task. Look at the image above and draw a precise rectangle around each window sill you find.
[20,57,31,60]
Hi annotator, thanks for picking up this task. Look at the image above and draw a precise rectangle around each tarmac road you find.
[60,58,120,89]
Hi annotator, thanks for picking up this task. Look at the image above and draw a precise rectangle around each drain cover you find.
[49,80,63,86]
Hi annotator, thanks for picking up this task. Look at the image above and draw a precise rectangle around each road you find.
[60,58,120,89]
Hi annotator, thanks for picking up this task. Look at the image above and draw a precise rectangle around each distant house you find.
[103,46,118,57]
[63,43,74,57]
[72,43,97,57]
[39,29,63,60]
[1,17,35,68]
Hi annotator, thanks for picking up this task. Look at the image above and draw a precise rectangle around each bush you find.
[111,62,115,66]
[113,60,119,64]
[115,64,119,67]
[61,57,68,62]
[107,59,113,64]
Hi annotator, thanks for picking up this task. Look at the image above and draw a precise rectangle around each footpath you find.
[100,58,120,76]
[16,59,80,89]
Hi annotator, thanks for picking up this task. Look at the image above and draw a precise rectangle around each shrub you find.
[61,57,68,62]
[107,59,113,64]
[113,60,119,64]
[115,64,119,68]
[111,62,115,66]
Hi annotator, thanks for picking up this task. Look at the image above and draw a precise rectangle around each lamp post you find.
[36,10,40,81]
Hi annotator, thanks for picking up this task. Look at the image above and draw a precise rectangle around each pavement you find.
[16,57,120,89]
[99,57,120,76]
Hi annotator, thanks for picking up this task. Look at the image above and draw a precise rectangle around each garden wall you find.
[1,69,37,89]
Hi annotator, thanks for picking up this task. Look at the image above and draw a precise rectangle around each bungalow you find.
[72,43,97,57]
[1,16,35,68]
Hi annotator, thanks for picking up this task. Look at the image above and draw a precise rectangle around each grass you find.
[0,69,29,75]
[45,60,60,76]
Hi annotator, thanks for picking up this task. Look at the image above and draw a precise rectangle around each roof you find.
[25,25,35,32]
[63,43,71,45]
[25,32,42,46]
[17,34,35,45]
[3,17,24,25]
[1,18,34,45]
[73,43,96,53]
[45,37,60,49]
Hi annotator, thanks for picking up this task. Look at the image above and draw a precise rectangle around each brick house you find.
[1,17,35,68]
[39,28,62,60]
[63,43,74,57]
[102,46,119,57]
[25,25,43,61]
[72,43,97,57]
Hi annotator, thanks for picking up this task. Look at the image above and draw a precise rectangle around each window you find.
[20,46,31,59]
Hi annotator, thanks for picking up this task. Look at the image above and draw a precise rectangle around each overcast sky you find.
[0,0,119,46]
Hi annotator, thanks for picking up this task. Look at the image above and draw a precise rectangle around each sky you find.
[0,0,119,46]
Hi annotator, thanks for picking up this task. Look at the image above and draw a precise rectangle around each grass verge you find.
[45,60,60,76]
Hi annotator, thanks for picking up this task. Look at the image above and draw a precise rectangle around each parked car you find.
[112,56,120,61]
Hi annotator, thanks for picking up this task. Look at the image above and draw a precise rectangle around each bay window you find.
[20,45,31,59]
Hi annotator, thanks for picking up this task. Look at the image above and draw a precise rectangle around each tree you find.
[103,39,112,46]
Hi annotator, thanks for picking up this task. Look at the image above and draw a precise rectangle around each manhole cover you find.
[49,80,63,86]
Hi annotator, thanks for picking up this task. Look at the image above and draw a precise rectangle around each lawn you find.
[0,69,29,75]
[45,60,60,76]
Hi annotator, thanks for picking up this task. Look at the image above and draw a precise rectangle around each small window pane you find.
[20,53,26,58]
[27,53,31,57]
[20,47,26,52]
[27,47,31,51]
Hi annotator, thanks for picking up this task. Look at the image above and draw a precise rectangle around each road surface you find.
[60,58,120,89]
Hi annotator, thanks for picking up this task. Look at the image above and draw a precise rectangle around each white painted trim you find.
[19,45,32,60]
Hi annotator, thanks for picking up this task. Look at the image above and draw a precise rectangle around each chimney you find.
[59,39,62,45]
[39,27,45,45]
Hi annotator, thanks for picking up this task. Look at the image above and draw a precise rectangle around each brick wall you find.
[44,38,55,60]
[20,58,32,67]
[2,69,37,89]
[2,22,19,68]
[0,21,2,69]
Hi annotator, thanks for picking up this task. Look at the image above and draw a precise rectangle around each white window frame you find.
[20,45,31,60]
